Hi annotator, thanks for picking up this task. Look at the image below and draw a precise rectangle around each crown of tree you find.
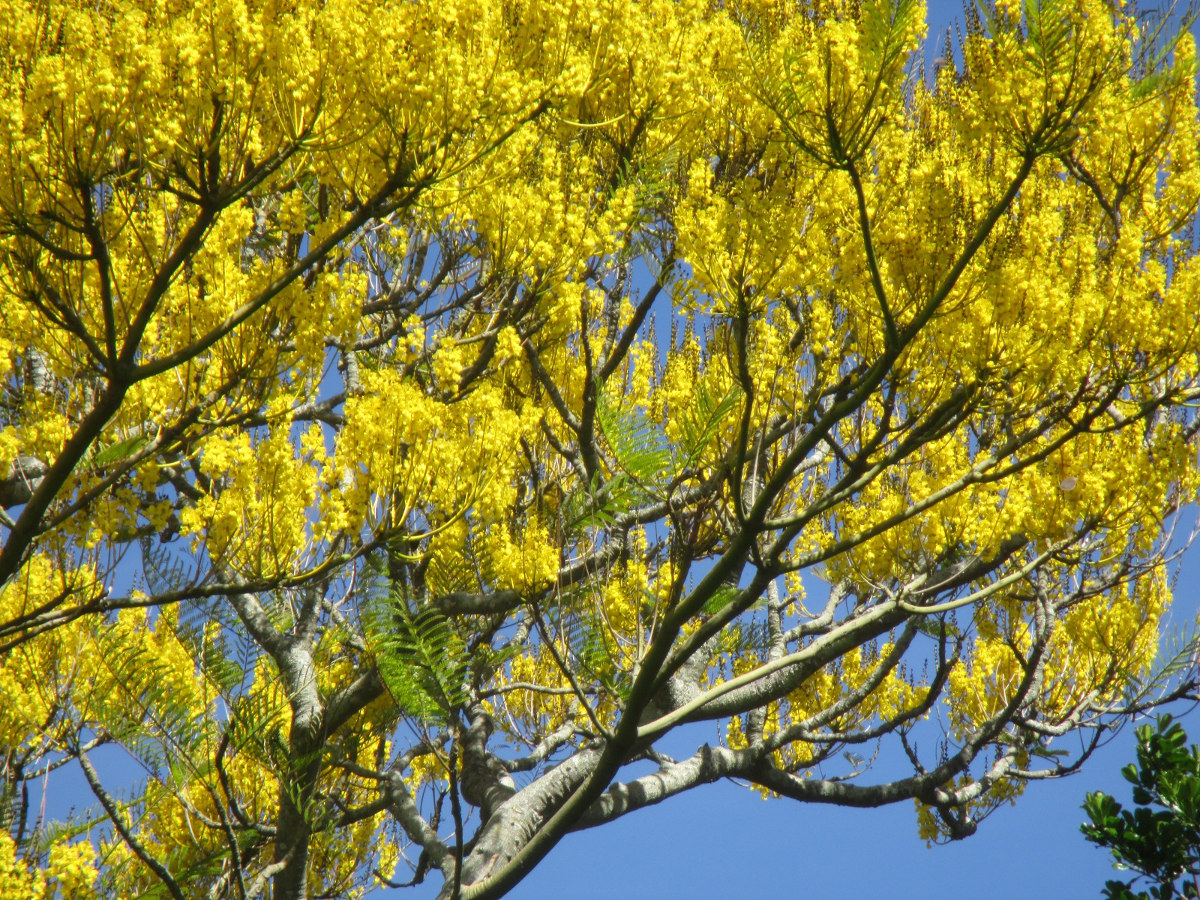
[1,1,1199,898]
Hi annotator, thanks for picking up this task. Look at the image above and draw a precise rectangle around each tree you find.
[0,0,1198,896]
[1083,715,1200,900]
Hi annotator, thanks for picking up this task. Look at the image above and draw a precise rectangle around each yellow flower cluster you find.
[0,832,96,900]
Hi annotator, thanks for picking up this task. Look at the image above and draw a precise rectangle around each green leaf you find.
[91,435,150,469]
[364,590,470,726]
[596,390,672,492]
[701,584,741,616]
[674,383,740,476]
[1083,715,1200,899]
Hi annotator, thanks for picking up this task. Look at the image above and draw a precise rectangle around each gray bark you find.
[452,746,604,896]
[0,456,48,509]
[272,640,325,900]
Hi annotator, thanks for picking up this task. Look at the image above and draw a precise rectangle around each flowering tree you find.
[1,0,1199,897]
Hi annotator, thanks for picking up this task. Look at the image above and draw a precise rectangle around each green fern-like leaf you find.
[197,623,249,695]
[364,591,470,726]
[749,0,920,164]
[141,540,261,701]
[1127,2,1197,101]
[90,434,151,469]
[862,0,923,74]
[140,537,198,596]
[85,635,211,783]
[1023,0,1072,60]
[596,390,672,490]
[701,584,742,617]
[565,391,674,531]
[0,777,22,843]
[424,540,478,598]
[717,620,771,658]
[541,602,628,704]
[224,691,290,767]
[563,473,619,531]
[674,383,741,476]
[1120,622,1200,709]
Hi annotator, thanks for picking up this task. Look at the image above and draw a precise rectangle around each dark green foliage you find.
[1082,715,1200,900]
